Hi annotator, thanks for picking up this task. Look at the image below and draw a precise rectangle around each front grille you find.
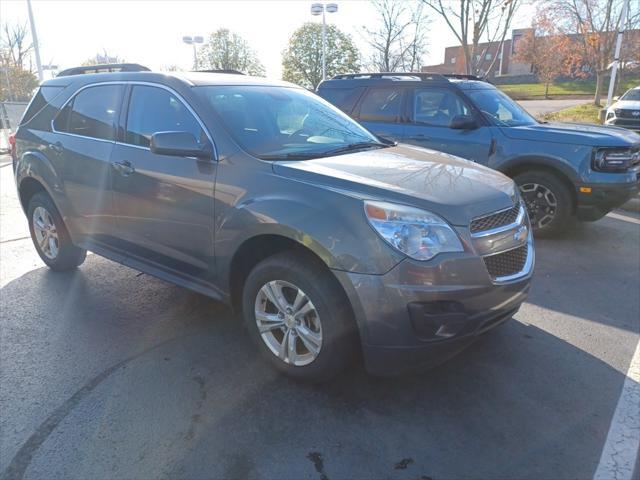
[470,204,520,234]
[616,109,640,119]
[484,245,528,279]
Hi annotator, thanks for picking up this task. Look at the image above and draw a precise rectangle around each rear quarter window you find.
[19,86,66,126]
[317,87,364,113]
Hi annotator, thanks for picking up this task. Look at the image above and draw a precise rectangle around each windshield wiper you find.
[322,141,388,156]
[260,152,324,161]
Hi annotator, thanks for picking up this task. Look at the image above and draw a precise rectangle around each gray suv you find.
[14,67,534,380]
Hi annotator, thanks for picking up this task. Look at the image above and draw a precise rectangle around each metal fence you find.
[0,101,28,152]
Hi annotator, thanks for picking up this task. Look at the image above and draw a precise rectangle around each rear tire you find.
[513,170,573,237]
[27,192,86,271]
[241,252,356,382]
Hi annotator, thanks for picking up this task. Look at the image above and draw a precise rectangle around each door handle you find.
[48,142,63,154]
[113,160,135,176]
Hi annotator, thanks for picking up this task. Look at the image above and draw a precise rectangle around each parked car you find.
[605,85,640,131]
[317,73,640,236]
[14,66,534,380]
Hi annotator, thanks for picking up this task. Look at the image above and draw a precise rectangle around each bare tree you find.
[420,0,519,76]
[546,0,640,105]
[81,50,125,66]
[363,0,430,72]
[1,23,33,70]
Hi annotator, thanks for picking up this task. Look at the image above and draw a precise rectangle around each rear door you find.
[110,83,216,280]
[50,83,124,243]
[353,86,406,141]
[402,87,493,164]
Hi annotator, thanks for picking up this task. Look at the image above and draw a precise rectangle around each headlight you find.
[593,148,637,172]
[364,201,464,261]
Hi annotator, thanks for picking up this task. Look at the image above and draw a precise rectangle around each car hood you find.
[499,122,640,147]
[272,144,517,226]
[610,100,640,111]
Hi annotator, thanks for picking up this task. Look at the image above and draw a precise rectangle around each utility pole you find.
[606,0,630,107]
[26,0,43,82]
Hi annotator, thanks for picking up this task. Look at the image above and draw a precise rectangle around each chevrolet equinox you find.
[13,66,535,380]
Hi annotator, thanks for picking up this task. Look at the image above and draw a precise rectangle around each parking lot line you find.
[593,339,640,480]
[606,212,640,225]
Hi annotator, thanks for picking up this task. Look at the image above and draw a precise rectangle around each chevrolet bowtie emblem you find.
[514,225,528,243]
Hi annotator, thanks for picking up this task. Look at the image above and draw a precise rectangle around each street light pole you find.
[183,35,204,71]
[311,3,338,81]
[606,0,630,107]
[26,0,43,82]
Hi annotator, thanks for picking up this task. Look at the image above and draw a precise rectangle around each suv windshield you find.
[621,89,640,101]
[466,88,537,127]
[195,85,385,159]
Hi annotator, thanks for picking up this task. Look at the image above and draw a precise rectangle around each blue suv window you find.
[358,87,403,123]
[413,88,470,127]
[125,85,203,148]
[53,85,123,141]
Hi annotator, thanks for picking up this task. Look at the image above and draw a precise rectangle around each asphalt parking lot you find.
[1,153,639,480]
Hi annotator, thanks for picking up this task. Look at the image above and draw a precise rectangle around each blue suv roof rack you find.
[57,63,150,77]
[330,72,486,82]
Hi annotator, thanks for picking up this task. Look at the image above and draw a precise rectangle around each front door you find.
[110,84,216,280]
[402,87,493,164]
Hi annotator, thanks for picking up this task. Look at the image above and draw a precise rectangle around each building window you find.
[485,53,492,61]
[497,52,502,60]
[450,57,456,64]
[476,54,481,62]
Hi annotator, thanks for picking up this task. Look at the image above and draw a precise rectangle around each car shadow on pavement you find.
[0,255,635,480]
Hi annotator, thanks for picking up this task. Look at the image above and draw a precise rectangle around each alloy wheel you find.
[254,280,323,366]
[519,183,557,229]
[32,206,59,259]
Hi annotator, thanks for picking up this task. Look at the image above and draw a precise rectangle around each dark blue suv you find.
[317,73,640,235]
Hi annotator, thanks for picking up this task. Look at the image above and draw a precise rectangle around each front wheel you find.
[513,171,573,237]
[242,252,356,382]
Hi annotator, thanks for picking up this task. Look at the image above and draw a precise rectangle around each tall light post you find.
[26,0,43,82]
[605,0,630,108]
[183,35,204,71]
[311,3,338,81]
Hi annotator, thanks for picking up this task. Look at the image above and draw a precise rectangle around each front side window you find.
[413,88,470,127]
[195,85,381,160]
[358,87,404,123]
[467,88,537,127]
[54,85,123,140]
[125,85,204,148]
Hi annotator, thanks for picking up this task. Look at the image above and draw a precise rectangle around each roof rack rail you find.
[439,73,484,81]
[57,63,150,77]
[331,72,448,81]
[195,69,245,75]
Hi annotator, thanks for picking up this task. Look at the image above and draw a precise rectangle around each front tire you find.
[242,252,356,382]
[513,170,573,237]
[27,192,86,271]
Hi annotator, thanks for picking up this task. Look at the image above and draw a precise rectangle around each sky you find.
[2,0,535,80]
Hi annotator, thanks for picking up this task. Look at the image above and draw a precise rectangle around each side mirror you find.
[449,115,478,130]
[150,131,211,159]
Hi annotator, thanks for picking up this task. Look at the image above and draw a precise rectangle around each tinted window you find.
[20,86,65,126]
[358,88,403,123]
[125,86,203,148]
[53,85,122,140]
[318,87,364,113]
[413,88,470,127]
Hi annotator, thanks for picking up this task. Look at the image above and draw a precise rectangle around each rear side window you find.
[53,85,123,141]
[358,87,404,123]
[125,85,204,148]
[20,86,65,126]
[318,87,364,113]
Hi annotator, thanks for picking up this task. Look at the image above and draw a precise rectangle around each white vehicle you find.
[605,86,640,131]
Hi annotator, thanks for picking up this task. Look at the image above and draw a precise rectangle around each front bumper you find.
[333,238,533,376]
[576,175,640,221]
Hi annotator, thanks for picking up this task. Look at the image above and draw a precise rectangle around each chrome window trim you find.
[470,204,525,238]
[50,80,218,160]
